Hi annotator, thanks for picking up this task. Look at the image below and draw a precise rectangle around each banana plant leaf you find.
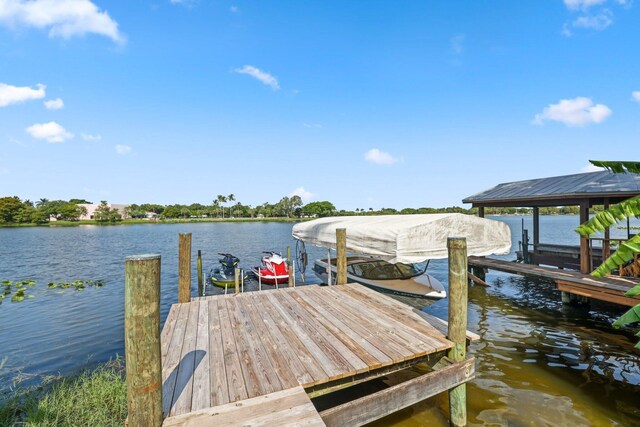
[589,160,640,174]
[591,234,640,277]
[575,196,640,236]
[612,304,640,329]
[626,284,640,297]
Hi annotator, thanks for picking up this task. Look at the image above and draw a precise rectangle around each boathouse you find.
[463,170,640,274]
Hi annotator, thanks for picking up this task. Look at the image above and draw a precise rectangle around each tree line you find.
[1,193,594,225]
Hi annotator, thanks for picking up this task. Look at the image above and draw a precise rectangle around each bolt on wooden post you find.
[447,237,468,427]
[336,228,347,285]
[124,254,162,427]
[178,233,192,303]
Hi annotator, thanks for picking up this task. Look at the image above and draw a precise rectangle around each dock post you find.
[287,246,294,287]
[178,233,192,303]
[336,228,347,285]
[447,237,468,427]
[124,254,162,427]
[197,250,203,297]
[234,267,240,294]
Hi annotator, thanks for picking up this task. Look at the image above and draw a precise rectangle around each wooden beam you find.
[125,254,163,427]
[319,358,475,427]
[477,206,484,218]
[178,233,192,303]
[533,207,540,246]
[447,237,468,427]
[603,198,611,260]
[336,228,347,285]
[579,202,590,274]
[556,281,639,307]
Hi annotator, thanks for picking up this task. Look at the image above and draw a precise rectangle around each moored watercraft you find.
[251,251,290,286]
[208,253,241,288]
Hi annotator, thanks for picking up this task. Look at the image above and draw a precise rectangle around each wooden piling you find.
[124,254,162,427]
[178,233,192,303]
[234,268,240,294]
[447,237,468,427]
[336,228,347,285]
[197,250,203,297]
[287,246,294,287]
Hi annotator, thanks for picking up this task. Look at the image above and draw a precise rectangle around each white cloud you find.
[632,91,640,102]
[81,132,101,141]
[289,186,313,202]
[303,123,323,129]
[572,11,613,30]
[450,33,465,55]
[0,83,45,107]
[564,0,607,10]
[364,148,399,165]
[115,144,131,154]
[43,97,64,110]
[26,121,73,143]
[230,5,239,13]
[0,0,124,43]
[234,65,280,90]
[581,163,605,172]
[533,97,612,127]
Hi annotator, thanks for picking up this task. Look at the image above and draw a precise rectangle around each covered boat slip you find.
[292,213,512,264]
[159,284,475,426]
[463,170,640,274]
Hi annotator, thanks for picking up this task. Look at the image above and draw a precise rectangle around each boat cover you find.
[292,214,511,264]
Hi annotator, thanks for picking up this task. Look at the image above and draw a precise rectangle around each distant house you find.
[78,203,130,220]
[145,212,159,220]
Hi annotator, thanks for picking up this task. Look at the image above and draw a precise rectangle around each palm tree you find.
[36,198,49,208]
[576,160,640,347]
[216,195,227,218]
[227,194,235,218]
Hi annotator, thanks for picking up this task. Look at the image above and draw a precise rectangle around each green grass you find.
[0,359,127,426]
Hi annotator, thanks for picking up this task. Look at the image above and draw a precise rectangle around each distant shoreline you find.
[0,213,584,228]
[0,217,306,228]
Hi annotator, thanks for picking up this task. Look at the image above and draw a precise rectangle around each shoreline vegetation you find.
[0,358,127,426]
[1,195,591,228]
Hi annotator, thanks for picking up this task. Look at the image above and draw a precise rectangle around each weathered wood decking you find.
[159,283,459,425]
[468,256,640,306]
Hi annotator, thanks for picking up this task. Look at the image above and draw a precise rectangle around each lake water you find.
[0,216,639,426]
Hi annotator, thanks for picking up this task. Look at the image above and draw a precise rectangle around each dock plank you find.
[278,290,369,374]
[168,300,199,417]
[163,386,325,427]
[162,303,190,417]
[190,300,210,412]
[265,292,351,381]
[301,287,413,362]
[216,298,248,402]
[161,284,456,422]
[207,299,229,406]
[468,256,640,306]
[255,292,329,385]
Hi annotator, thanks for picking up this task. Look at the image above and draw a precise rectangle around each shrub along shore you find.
[0,358,127,426]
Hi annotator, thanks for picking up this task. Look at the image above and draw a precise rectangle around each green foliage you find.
[575,196,640,236]
[1,279,106,305]
[302,201,336,217]
[94,201,122,223]
[625,284,640,297]
[590,160,640,174]
[0,358,127,426]
[591,234,640,278]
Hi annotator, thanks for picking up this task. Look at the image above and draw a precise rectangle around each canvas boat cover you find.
[292,214,511,264]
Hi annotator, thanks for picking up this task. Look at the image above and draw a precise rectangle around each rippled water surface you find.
[1,216,639,426]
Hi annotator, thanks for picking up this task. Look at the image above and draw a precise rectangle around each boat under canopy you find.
[292,213,512,263]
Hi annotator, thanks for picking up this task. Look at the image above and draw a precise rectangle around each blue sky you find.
[1,0,639,210]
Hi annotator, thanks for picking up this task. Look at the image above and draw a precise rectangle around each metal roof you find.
[462,171,640,206]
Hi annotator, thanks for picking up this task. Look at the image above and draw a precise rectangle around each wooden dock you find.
[158,283,474,426]
[468,256,640,306]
